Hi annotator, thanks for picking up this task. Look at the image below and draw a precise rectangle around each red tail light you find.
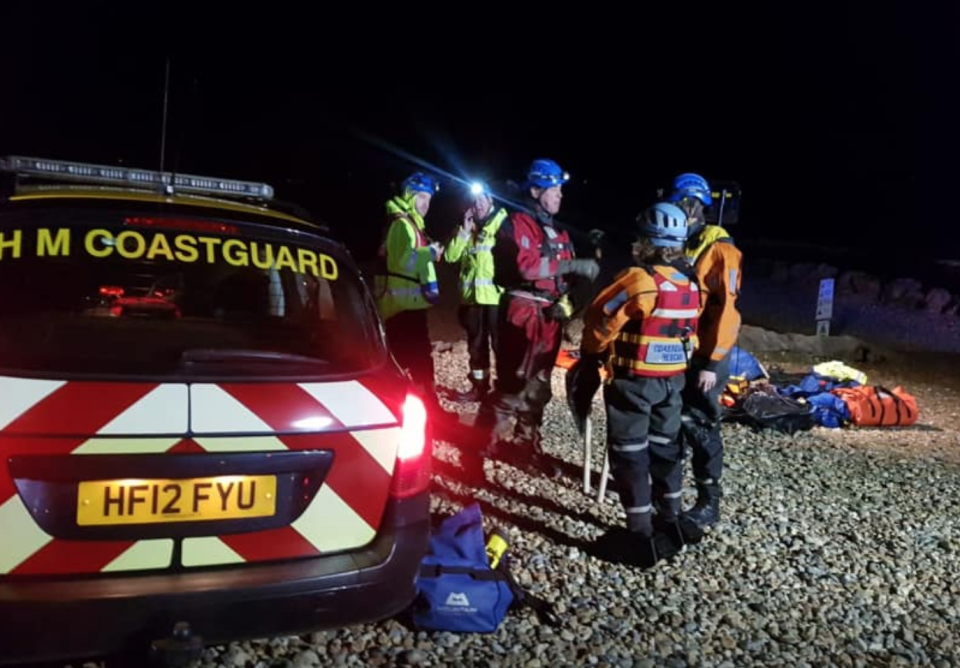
[398,394,427,460]
[390,394,431,498]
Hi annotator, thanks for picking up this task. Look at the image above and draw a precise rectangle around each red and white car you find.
[0,157,431,665]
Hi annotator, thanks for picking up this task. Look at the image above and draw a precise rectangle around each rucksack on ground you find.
[410,503,560,633]
[411,503,514,633]
[727,390,816,434]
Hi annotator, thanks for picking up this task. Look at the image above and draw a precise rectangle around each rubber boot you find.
[623,513,659,569]
[480,405,513,460]
[652,493,686,559]
[455,374,489,402]
[514,422,560,478]
[633,532,659,569]
[683,481,721,529]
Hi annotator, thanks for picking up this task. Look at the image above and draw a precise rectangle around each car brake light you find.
[398,394,427,460]
[391,394,431,498]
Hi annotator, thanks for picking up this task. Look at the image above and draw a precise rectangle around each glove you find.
[697,369,718,393]
[558,258,600,281]
[545,294,574,322]
[579,349,609,371]
[421,284,440,305]
[566,352,604,434]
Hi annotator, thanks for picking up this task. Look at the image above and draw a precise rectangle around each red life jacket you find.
[611,266,700,377]
[507,212,574,299]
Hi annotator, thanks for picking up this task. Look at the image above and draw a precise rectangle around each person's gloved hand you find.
[545,295,574,322]
[580,349,609,370]
[422,284,440,305]
[566,349,606,435]
[580,351,603,379]
[428,241,444,261]
[558,258,600,280]
[697,369,718,392]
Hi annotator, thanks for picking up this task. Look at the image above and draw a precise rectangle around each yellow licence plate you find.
[76,475,277,526]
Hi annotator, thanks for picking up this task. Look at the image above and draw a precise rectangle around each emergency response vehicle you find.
[0,156,431,665]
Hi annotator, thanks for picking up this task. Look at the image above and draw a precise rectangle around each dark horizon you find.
[0,5,926,259]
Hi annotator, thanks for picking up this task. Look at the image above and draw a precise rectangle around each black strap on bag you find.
[496,554,562,628]
[419,564,505,581]
[416,548,562,628]
[876,385,913,426]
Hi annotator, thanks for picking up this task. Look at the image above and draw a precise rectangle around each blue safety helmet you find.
[523,158,570,190]
[668,172,712,206]
[638,202,688,248]
[402,172,440,195]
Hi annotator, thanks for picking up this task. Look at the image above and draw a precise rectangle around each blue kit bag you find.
[411,503,514,633]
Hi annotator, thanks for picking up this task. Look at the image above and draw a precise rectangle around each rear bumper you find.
[0,493,430,666]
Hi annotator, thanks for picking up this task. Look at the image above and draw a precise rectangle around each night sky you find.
[1,5,928,266]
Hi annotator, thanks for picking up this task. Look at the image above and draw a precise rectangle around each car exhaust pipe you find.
[149,621,203,668]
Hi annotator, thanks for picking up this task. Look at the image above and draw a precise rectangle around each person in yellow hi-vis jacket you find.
[375,172,444,404]
[444,181,508,401]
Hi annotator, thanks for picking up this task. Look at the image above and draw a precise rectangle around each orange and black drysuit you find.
[682,225,742,485]
[582,263,700,536]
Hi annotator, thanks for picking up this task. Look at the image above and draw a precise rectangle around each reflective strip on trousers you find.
[625,505,652,514]
[611,441,648,452]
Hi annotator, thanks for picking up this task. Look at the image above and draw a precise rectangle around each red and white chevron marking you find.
[0,376,401,575]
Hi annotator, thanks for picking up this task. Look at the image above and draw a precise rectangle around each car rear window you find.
[0,208,385,377]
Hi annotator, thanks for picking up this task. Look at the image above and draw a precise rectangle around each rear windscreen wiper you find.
[178,349,328,368]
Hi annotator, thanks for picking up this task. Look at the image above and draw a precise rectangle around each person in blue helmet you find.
[374,172,445,406]
[484,158,599,472]
[669,172,743,530]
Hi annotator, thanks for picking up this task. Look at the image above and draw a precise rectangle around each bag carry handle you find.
[876,385,914,425]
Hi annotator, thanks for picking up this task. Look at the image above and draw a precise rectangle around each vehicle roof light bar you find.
[0,155,274,201]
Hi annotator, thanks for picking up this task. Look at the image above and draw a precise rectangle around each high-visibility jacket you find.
[374,195,439,321]
[582,264,700,378]
[444,207,507,306]
[686,225,742,370]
